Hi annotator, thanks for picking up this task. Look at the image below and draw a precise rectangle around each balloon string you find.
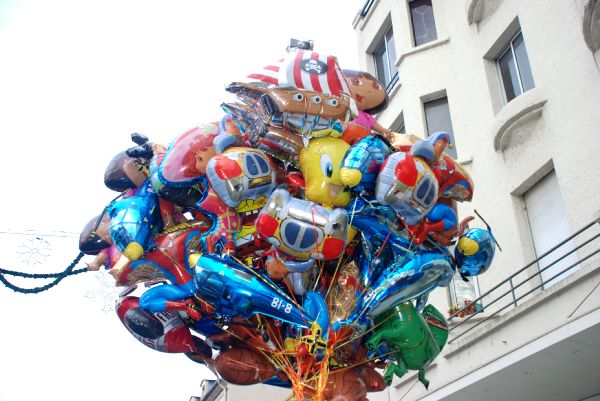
[332,311,396,351]
[230,254,296,304]
[354,220,412,316]
[323,253,348,306]
[281,273,311,329]
[354,222,417,319]
[324,199,358,302]
[332,349,396,373]
[310,204,324,292]
[366,215,399,279]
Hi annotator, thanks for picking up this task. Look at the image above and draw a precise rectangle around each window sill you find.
[492,87,548,151]
[395,37,450,67]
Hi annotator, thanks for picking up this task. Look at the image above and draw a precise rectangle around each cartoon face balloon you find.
[299,137,351,208]
[375,152,439,226]
[255,188,348,260]
[157,124,219,186]
[206,147,276,208]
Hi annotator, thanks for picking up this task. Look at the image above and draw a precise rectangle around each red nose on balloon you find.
[214,155,243,180]
[322,237,345,260]
[394,153,418,187]
[256,213,279,238]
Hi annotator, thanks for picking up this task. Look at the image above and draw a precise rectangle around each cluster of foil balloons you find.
[79,45,497,401]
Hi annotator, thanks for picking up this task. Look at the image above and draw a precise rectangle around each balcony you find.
[410,218,600,400]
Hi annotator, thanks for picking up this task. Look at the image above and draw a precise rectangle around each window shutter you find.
[524,171,579,287]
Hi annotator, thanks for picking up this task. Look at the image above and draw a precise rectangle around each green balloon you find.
[366,302,448,389]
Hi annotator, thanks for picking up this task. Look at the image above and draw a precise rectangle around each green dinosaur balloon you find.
[365,302,448,389]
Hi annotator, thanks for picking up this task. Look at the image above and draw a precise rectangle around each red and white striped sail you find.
[246,51,352,97]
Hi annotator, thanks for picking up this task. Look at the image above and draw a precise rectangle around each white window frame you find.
[373,25,399,93]
[496,30,534,104]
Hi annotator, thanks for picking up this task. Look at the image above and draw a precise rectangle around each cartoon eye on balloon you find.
[328,98,339,107]
[320,154,333,178]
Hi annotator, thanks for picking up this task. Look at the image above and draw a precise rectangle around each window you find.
[524,171,579,288]
[448,273,482,317]
[497,31,535,103]
[423,96,457,159]
[409,0,438,46]
[373,26,399,93]
[391,112,405,133]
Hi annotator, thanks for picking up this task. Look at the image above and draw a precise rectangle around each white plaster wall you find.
[355,0,600,300]
[353,0,600,398]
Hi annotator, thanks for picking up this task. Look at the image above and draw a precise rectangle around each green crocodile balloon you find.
[365,302,448,388]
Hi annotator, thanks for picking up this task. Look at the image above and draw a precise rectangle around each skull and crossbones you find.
[304,60,322,74]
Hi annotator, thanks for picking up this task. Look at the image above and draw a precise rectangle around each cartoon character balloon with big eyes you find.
[342,69,391,145]
[299,136,351,208]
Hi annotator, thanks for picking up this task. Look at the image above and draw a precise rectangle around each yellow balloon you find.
[299,137,350,208]
[457,236,479,256]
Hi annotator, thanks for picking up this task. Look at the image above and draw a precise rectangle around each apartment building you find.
[195,2,600,400]
[349,0,600,400]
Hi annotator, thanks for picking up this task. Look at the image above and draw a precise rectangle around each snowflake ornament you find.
[85,269,121,312]
[17,237,52,266]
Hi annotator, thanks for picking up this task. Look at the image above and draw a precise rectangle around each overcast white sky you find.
[0,1,362,400]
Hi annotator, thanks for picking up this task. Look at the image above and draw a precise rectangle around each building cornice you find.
[491,87,548,151]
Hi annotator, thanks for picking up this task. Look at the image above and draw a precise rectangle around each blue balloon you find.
[335,211,455,327]
[455,228,496,277]
[340,135,392,191]
[193,254,327,329]
[107,179,162,259]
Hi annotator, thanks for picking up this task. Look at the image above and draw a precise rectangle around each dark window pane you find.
[386,29,398,67]
[424,97,457,159]
[386,29,399,83]
[373,26,398,92]
[374,41,388,86]
[513,33,535,92]
[410,0,437,46]
[498,48,521,102]
[397,122,406,133]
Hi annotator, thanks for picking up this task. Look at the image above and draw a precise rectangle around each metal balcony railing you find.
[447,218,600,344]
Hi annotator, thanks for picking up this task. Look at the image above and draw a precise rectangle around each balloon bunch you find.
[78,46,497,401]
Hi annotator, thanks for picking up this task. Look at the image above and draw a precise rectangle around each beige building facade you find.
[196,1,600,400]
[350,0,600,400]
